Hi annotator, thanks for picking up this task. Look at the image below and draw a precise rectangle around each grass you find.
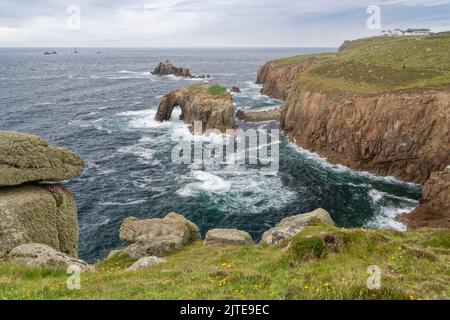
[189,83,227,96]
[208,85,227,96]
[273,33,450,95]
[0,226,448,300]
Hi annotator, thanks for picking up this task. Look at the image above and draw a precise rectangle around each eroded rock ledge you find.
[155,84,235,133]
[236,108,281,122]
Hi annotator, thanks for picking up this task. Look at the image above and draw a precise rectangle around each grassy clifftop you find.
[274,33,450,95]
[1,226,448,300]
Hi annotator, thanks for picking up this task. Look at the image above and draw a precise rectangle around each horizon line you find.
[0,46,339,49]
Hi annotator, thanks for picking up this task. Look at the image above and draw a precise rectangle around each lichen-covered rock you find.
[119,213,200,259]
[124,236,184,259]
[0,131,84,187]
[127,256,167,271]
[8,243,92,272]
[0,184,79,258]
[260,208,335,246]
[155,84,235,133]
[204,229,253,247]
[397,167,450,229]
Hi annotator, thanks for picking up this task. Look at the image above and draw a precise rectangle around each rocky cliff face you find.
[155,84,235,133]
[280,84,450,184]
[397,166,450,229]
[0,131,83,258]
[257,62,450,185]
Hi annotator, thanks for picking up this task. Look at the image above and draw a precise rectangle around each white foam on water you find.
[116,136,155,164]
[365,205,416,231]
[365,188,418,231]
[99,199,147,206]
[177,171,232,197]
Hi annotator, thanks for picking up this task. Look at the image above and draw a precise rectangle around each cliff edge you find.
[256,34,450,185]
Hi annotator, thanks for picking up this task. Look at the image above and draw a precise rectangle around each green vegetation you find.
[189,84,227,96]
[0,226,448,300]
[208,85,227,96]
[275,33,450,95]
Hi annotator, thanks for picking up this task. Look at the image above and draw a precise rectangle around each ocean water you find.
[0,48,421,262]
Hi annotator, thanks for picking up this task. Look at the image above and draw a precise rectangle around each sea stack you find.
[155,83,235,133]
[151,60,192,77]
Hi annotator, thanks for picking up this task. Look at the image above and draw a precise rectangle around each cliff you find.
[280,85,450,184]
[256,35,450,184]
[155,84,235,133]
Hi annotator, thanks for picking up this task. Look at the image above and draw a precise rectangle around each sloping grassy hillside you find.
[275,33,450,95]
[0,226,448,300]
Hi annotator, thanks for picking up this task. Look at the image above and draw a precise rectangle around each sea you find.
[0,48,421,262]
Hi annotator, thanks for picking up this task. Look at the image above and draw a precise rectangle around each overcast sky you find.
[0,0,449,47]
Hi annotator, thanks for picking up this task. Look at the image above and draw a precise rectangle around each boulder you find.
[0,184,79,258]
[204,229,253,247]
[397,167,450,229]
[0,131,84,187]
[155,84,235,133]
[127,256,167,271]
[8,243,92,272]
[151,60,192,78]
[260,209,335,246]
[119,213,200,259]
[124,236,184,259]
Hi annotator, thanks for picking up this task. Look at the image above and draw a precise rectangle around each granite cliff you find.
[256,34,450,228]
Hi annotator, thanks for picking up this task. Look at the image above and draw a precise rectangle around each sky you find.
[0,0,449,47]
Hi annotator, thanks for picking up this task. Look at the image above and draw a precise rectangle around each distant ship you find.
[73,47,80,54]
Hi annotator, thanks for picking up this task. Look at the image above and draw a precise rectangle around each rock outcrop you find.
[397,166,450,229]
[155,84,235,133]
[151,60,192,77]
[9,243,92,271]
[204,229,253,247]
[127,256,167,271]
[0,131,84,187]
[260,209,335,246]
[256,57,319,100]
[119,212,200,259]
[0,131,83,258]
[236,108,281,122]
[230,86,241,93]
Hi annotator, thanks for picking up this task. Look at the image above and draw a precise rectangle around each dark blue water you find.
[0,48,421,262]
